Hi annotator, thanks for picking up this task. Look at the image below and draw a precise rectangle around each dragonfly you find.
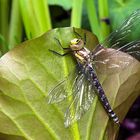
[47,9,140,127]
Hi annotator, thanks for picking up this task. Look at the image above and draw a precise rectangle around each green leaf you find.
[0,27,140,140]
[19,0,52,39]
[71,0,84,28]
[98,0,110,41]
[0,0,10,54]
[9,0,23,50]
[85,0,100,38]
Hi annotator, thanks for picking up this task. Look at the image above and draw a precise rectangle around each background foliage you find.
[1,0,140,54]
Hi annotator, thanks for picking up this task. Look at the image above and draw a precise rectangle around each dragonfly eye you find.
[70,38,84,50]
[70,38,80,45]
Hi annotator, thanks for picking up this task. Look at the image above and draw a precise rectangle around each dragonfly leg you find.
[73,27,82,38]
[73,27,87,45]
[54,37,70,50]
[49,49,70,56]
[83,33,87,45]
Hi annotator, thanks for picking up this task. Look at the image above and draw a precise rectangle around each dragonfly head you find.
[70,38,84,51]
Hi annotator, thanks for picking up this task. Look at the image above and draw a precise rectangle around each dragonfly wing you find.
[120,41,140,61]
[92,46,135,74]
[47,67,78,104]
[97,9,140,50]
[64,70,96,127]
[91,10,140,74]
[47,80,68,103]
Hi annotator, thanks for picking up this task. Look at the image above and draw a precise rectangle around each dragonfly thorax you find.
[70,38,90,64]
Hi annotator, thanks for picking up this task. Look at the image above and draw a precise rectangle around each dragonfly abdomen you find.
[85,64,120,124]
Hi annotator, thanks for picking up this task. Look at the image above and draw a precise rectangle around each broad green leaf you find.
[0,27,140,140]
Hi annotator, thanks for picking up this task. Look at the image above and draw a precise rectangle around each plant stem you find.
[85,0,100,38]
[9,0,22,50]
[20,0,52,39]
[71,0,84,28]
[0,0,9,53]
[98,0,110,42]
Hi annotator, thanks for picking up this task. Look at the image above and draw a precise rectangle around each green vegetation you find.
[1,0,140,55]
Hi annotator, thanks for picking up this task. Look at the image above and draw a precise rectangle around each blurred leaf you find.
[48,0,73,10]
[85,0,100,38]
[70,0,84,27]
[19,0,52,39]
[0,34,8,57]
[0,0,10,54]
[0,27,139,140]
[98,0,110,41]
[9,0,22,50]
